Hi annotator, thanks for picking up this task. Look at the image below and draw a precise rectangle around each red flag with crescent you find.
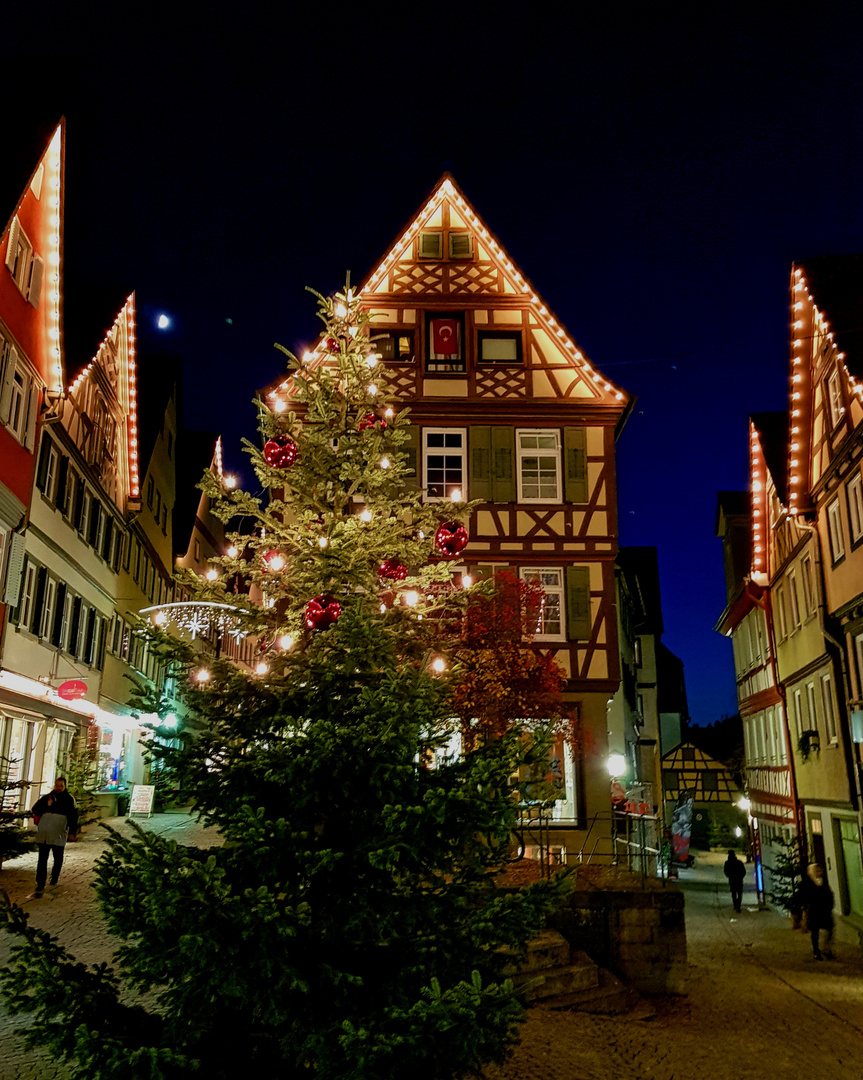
[432,319,459,355]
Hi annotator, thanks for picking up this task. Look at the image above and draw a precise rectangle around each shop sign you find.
[129,784,155,816]
[57,680,87,700]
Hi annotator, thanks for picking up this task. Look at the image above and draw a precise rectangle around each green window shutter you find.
[566,565,592,640]
[402,427,420,491]
[491,427,515,502]
[563,427,588,504]
[470,427,492,502]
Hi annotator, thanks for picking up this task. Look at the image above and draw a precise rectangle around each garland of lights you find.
[140,601,250,641]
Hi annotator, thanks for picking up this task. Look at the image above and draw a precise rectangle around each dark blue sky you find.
[9,2,863,723]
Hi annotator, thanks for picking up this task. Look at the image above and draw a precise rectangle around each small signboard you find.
[57,679,87,700]
[128,784,155,818]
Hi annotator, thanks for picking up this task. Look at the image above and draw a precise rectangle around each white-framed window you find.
[806,682,818,736]
[793,688,804,740]
[59,591,74,652]
[40,577,57,640]
[767,708,778,765]
[520,567,565,641]
[827,369,843,428]
[775,584,788,640]
[827,499,845,562]
[4,216,43,306]
[516,429,562,502]
[788,570,801,630]
[847,473,863,544]
[801,555,816,615]
[423,428,466,501]
[0,333,38,448]
[17,562,37,631]
[821,674,837,743]
[37,438,60,502]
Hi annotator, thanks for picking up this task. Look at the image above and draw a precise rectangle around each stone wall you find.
[549,869,687,996]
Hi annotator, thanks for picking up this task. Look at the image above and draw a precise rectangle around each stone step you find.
[515,951,600,1001]
[517,929,572,972]
[543,966,656,1018]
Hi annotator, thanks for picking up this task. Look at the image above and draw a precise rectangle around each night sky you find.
[7,4,863,724]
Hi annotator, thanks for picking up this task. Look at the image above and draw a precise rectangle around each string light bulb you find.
[195,669,210,683]
[279,634,294,650]
[360,509,372,523]
[227,545,238,558]
[432,657,446,674]
[405,591,419,606]
[205,569,218,582]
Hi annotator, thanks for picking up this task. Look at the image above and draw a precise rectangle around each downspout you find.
[796,518,863,870]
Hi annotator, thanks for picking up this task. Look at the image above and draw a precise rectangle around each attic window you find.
[448,233,473,259]
[419,231,443,259]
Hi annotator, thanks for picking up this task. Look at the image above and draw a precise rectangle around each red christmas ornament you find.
[304,594,342,631]
[358,412,387,432]
[323,336,340,353]
[435,521,468,557]
[378,558,408,582]
[263,436,298,469]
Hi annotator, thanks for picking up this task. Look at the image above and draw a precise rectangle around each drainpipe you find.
[796,518,863,875]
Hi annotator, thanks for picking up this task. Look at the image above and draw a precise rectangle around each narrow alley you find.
[1,827,862,1080]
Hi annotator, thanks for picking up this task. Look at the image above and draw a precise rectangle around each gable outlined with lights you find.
[358,175,628,407]
[64,294,139,510]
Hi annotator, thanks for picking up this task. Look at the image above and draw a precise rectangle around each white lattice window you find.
[827,499,845,562]
[821,675,837,744]
[0,333,38,449]
[827,369,843,428]
[847,473,863,543]
[423,428,466,501]
[517,430,561,502]
[4,217,42,306]
[520,567,565,641]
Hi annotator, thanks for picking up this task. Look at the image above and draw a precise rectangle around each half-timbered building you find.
[355,175,634,860]
[784,258,863,925]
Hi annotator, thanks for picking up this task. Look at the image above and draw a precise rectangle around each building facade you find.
[310,175,634,859]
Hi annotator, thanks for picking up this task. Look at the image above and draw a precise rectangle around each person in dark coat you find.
[723,849,746,913]
[31,777,78,896]
[800,863,834,959]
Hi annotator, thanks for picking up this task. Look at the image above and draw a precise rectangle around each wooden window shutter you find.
[563,427,588,503]
[4,218,20,273]
[2,532,26,605]
[0,347,17,423]
[52,583,66,647]
[36,437,52,491]
[470,427,492,502]
[402,426,420,490]
[491,427,515,502]
[28,255,44,308]
[419,231,442,258]
[24,382,38,450]
[55,455,68,509]
[566,565,592,640]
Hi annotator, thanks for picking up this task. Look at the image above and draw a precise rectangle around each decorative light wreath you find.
[140,601,250,641]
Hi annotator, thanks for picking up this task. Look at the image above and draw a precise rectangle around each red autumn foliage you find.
[451,571,576,751]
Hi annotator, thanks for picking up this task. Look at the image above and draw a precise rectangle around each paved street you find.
[1,829,862,1080]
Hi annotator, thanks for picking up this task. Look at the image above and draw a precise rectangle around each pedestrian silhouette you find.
[723,849,746,913]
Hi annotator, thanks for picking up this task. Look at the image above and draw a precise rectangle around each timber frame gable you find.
[358,174,631,421]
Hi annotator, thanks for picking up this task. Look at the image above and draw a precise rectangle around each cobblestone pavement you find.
[2,832,862,1080]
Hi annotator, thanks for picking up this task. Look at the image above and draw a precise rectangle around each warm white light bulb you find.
[335,303,347,318]
[385,408,394,418]
[462,574,472,588]
[380,457,390,469]
[273,400,287,414]
[227,545,238,558]
[224,475,237,489]
[206,569,218,582]
[360,509,372,523]
[405,591,419,606]
[318,537,328,549]
[268,554,286,572]
[279,634,294,650]
[195,669,210,683]
[368,384,378,397]
[380,603,387,614]
[366,354,379,369]
[451,488,462,503]
[303,351,313,363]
[255,662,268,676]
[154,611,167,626]
[432,658,446,673]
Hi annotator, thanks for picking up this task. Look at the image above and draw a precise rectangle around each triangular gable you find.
[661,741,740,802]
[0,120,65,394]
[359,174,628,407]
[749,411,787,580]
[66,293,140,507]
[788,260,863,506]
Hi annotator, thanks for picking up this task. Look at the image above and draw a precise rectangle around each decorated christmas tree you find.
[0,284,568,1080]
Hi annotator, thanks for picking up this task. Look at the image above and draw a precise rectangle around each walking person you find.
[800,863,834,959]
[31,777,78,897]
[723,849,746,913]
